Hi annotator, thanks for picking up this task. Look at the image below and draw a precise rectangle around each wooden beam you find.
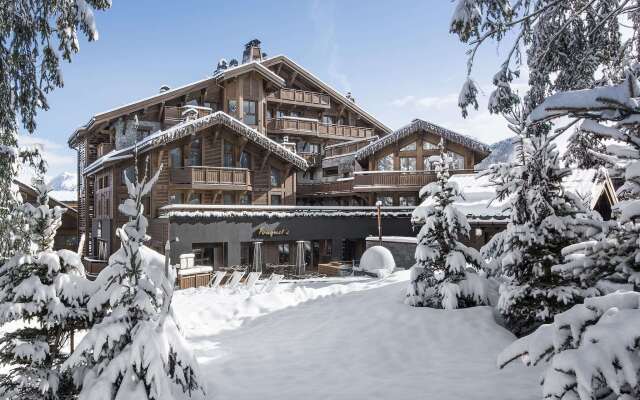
[260,150,271,171]
[290,70,298,87]
[276,63,283,76]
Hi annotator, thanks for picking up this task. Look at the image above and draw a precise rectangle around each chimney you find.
[242,39,263,63]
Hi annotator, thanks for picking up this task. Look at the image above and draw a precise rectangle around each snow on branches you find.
[498,291,640,400]
[64,158,206,400]
[529,69,640,291]
[481,111,599,336]
[0,179,89,400]
[406,139,489,309]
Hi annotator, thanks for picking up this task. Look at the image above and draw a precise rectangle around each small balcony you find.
[267,88,330,109]
[267,117,374,140]
[163,105,213,127]
[170,166,252,190]
[297,180,354,196]
[352,170,475,192]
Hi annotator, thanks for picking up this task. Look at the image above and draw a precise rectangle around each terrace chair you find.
[262,273,284,294]
[226,270,246,290]
[208,270,227,289]
[243,272,262,292]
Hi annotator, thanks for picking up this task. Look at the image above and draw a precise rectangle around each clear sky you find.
[24,0,520,179]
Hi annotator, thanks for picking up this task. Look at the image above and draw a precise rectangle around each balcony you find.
[267,88,330,109]
[267,117,374,140]
[298,151,322,167]
[163,105,213,127]
[353,170,475,192]
[170,166,252,190]
[324,139,375,158]
[297,179,355,196]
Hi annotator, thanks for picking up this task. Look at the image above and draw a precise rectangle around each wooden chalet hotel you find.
[69,40,615,275]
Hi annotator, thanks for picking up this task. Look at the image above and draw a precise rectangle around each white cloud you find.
[16,134,76,184]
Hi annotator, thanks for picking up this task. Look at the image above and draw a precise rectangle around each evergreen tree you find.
[63,159,206,400]
[0,178,90,399]
[481,109,597,336]
[0,0,110,262]
[406,139,488,309]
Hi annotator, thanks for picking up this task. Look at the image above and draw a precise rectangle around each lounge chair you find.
[208,270,227,289]
[226,270,245,290]
[262,273,283,294]
[244,271,261,291]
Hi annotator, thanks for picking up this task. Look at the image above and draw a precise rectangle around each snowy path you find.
[173,272,542,400]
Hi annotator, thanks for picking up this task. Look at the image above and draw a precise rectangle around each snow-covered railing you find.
[353,170,474,189]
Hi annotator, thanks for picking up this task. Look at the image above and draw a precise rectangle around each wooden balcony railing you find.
[297,180,355,196]
[298,151,322,167]
[267,88,330,108]
[170,166,251,188]
[324,140,373,158]
[97,142,113,158]
[353,170,475,191]
[163,105,213,126]
[267,118,374,139]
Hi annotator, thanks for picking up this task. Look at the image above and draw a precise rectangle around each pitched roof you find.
[355,119,492,161]
[84,111,308,175]
[261,55,392,135]
[14,180,78,213]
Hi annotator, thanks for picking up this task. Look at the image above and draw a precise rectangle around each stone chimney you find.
[242,39,263,63]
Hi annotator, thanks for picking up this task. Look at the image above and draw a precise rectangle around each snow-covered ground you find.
[173,271,542,400]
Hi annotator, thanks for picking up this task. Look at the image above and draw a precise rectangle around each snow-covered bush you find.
[0,179,90,399]
[64,160,206,400]
[360,246,395,278]
[498,291,640,400]
[481,111,598,336]
[406,140,488,309]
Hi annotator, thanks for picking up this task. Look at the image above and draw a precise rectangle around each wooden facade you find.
[68,40,491,271]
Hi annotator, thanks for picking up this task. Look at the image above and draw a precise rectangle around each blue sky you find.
[24,0,519,179]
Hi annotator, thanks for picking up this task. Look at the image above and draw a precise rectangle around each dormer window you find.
[423,140,438,150]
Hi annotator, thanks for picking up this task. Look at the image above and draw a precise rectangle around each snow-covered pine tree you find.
[0,178,90,400]
[498,291,640,400]
[406,139,488,309]
[64,158,206,400]
[530,70,640,292]
[481,109,598,336]
[0,1,110,262]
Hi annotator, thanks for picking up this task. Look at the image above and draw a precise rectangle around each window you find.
[290,111,301,118]
[399,196,417,206]
[239,193,251,205]
[278,243,290,264]
[323,167,338,177]
[400,142,417,151]
[96,221,102,238]
[122,166,135,183]
[240,151,251,169]
[448,151,465,170]
[322,115,335,125]
[424,156,437,171]
[276,110,287,118]
[228,99,238,116]
[169,192,183,204]
[270,194,282,205]
[223,193,234,205]
[189,138,202,166]
[243,100,257,125]
[240,242,254,267]
[169,147,183,168]
[136,126,152,141]
[192,242,227,269]
[224,142,235,168]
[423,140,438,150]
[377,196,394,206]
[298,142,320,154]
[400,157,416,171]
[266,109,272,119]
[270,167,282,187]
[188,193,202,204]
[377,155,394,171]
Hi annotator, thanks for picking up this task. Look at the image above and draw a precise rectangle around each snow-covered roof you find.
[14,180,78,212]
[416,169,618,223]
[84,111,308,175]
[261,55,392,134]
[355,119,492,161]
[214,60,285,87]
[161,204,414,219]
